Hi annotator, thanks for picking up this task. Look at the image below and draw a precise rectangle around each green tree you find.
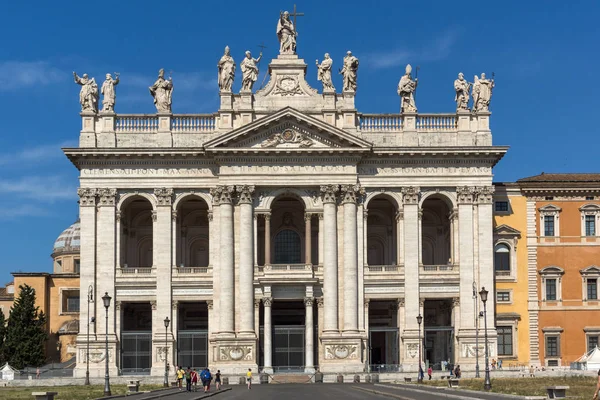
[5,284,47,369]
[0,308,6,364]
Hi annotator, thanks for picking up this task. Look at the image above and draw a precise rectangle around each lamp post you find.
[102,292,112,397]
[85,285,93,385]
[163,317,170,388]
[473,282,480,378]
[417,314,423,383]
[479,287,492,391]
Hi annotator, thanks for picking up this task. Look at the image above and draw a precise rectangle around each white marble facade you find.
[69,49,505,378]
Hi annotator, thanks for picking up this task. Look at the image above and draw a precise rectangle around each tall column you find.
[450,208,459,263]
[96,189,117,336]
[363,210,369,266]
[75,188,97,378]
[237,185,255,336]
[304,297,315,372]
[398,299,405,364]
[318,213,324,265]
[210,185,235,335]
[253,215,258,266]
[402,187,420,332]
[476,187,495,331]
[154,188,173,338]
[457,186,476,330]
[321,185,339,334]
[263,297,273,373]
[304,213,312,265]
[264,214,271,265]
[341,184,360,333]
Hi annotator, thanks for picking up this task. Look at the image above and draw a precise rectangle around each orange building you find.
[519,174,600,367]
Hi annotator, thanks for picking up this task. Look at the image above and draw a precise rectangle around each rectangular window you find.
[586,215,596,236]
[588,335,599,351]
[588,279,598,300]
[497,326,513,356]
[544,216,555,236]
[67,296,80,312]
[495,201,509,212]
[545,196,554,201]
[586,196,595,201]
[546,336,560,357]
[546,279,557,301]
[496,291,511,302]
[74,259,80,273]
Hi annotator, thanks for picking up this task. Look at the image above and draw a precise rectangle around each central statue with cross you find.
[277,5,303,55]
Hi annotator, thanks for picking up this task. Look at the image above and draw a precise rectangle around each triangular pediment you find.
[539,204,561,212]
[494,224,521,238]
[204,107,372,152]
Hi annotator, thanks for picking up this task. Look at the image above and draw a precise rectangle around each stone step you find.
[270,374,312,384]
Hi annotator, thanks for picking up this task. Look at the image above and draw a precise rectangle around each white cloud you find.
[365,29,460,70]
[0,141,76,167]
[0,176,76,202]
[0,204,50,219]
[0,61,64,91]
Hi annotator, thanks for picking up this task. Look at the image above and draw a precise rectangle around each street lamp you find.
[102,292,112,397]
[85,285,93,385]
[473,282,480,378]
[416,314,423,383]
[479,287,492,391]
[163,317,170,388]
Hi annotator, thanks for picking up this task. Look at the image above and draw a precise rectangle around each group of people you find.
[176,366,222,393]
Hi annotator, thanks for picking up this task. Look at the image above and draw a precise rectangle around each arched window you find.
[494,244,510,272]
[274,229,301,264]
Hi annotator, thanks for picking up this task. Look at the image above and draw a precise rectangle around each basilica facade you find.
[68,31,505,377]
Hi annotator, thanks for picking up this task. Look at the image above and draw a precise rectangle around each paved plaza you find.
[109,384,531,400]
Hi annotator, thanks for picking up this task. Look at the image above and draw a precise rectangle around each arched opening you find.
[494,243,511,273]
[274,229,302,264]
[421,196,452,266]
[120,197,153,268]
[176,196,210,268]
[367,195,398,266]
[264,195,308,265]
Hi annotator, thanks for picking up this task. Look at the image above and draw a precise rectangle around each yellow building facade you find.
[493,182,530,366]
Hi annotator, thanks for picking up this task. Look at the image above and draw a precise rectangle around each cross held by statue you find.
[285,4,304,28]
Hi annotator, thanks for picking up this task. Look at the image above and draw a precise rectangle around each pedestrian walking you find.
[36,368,40,379]
[176,366,184,390]
[215,370,222,390]
[454,365,461,378]
[498,359,502,369]
[185,367,192,392]
[191,369,199,392]
[529,365,535,377]
[427,366,432,380]
[246,368,252,389]
[200,367,212,393]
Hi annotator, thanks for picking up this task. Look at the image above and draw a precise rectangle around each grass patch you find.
[418,376,597,399]
[0,384,164,400]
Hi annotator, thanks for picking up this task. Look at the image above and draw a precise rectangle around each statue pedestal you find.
[157,113,172,147]
[98,111,116,147]
[219,91,234,129]
[475,111,491,145]
[402,112,417,146]
[79,111,97,148]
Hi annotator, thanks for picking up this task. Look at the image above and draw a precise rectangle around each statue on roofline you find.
[454,72,471,112]
[316,53,334,92]
[397,64,418,113]
[149,68,173,113]
[218,46,236,92]
[101,73,120,112]
[73,72,99,113]
[340,51,359,92]
[240,51,262,92]
[472,72,494,112]
[277,11,297,54]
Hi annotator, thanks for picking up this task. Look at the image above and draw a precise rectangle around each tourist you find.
[36,367,40,379]
[427,366,432,380]
[454,365,461,378]
[246,368,252,389]
[215,370,222,390]
[191,369,199,392]
[201,367,212,393]
[492,359,497,370]
[529,365,535,377]
[498,359,502,369]
[593,369,600,400]
[176,366,184,390]
[185,367,192,392]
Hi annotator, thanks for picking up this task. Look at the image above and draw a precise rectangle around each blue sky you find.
[0,0,599,283]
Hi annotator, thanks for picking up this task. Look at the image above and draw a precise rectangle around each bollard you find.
[354,374,360,383]
[315,371,324,383]
[222,377,229,385]
[365,374,372,383]
[337,374,344,383]
[371,374,380,383]
[260,373,269,384]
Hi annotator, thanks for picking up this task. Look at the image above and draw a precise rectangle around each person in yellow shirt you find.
[176,366,185,390]
[246,368,252,390]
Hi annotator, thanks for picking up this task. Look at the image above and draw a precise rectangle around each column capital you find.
[364,299,370,308]
[419,299,424,308]
[154,188,174,206]
[452,297,460,308]
[317,298,324,308]
[340,184,364,204]
[172,300,178,310]
[401,186,420,204]
[398,298,405,308]
[207,300,213,310]
[263,297,273,307]
[97,188,117,207]
[236,184,255,204]
[304,297,314,307]
[116,211,122,222]
[150,301,157,310]
[210,185,234,205]
[207,211,213,222]
[320,184,339,204]
[395,210,404,222]
[254,299,261,308]
[318,212,324,220]
[448,208,459,221]
[304,212,313,222]
[151,210,157,222]
[475,186,495,204]
[77,188,97,207]
[115,301,122,310]
[264,213,271,221]
[457,186,476,204]
[172,210,178,221]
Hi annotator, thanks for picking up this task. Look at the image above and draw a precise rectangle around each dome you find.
[53,220,80,256]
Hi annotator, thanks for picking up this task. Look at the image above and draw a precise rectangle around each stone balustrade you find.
[115,267,156,284]
[115,114,159,133]
[113,114,216,133]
